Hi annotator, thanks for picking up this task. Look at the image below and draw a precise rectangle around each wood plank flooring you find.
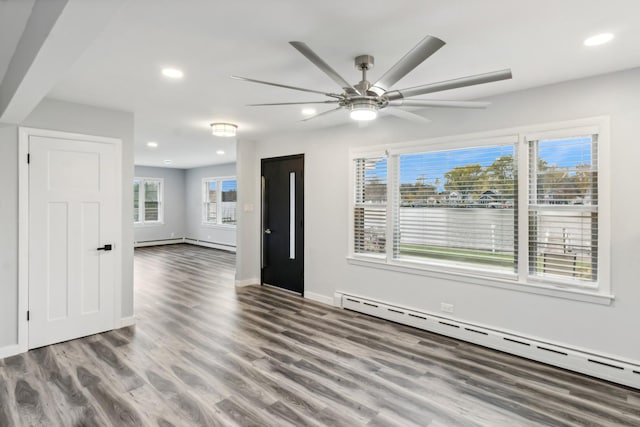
[1,243,639,426]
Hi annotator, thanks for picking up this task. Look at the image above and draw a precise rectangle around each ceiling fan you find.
[231,35,512,122]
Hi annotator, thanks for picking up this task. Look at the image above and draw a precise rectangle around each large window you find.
[134,178,163,224]
[203,177,237,226]
[395,144,517,272]
[351,120,607,294]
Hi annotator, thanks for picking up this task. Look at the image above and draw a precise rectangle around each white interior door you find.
[28,134,117,349]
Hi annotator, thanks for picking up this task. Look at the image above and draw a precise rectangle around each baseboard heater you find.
[337,292,640,390]
[134,238,185,247]
[184,238,236,253]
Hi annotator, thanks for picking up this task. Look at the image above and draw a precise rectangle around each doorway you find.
[261,154,304,294]
[19,128,122,350]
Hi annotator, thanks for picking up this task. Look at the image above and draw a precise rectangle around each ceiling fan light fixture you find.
[210,122,237,137]
[349,99,378,121]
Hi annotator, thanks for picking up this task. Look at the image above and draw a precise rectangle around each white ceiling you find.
[43,0,640,168]
[0,0,35,84]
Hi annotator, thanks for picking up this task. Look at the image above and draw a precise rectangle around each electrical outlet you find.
[440,303,454,313]
[170,232,175,238]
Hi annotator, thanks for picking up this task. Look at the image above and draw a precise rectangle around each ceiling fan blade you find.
[301,107,343,122]
[384,108,431,124]
[385,69,512,101]
[290,41,360,95]
[247,101,340,106]
[369,35,445,97]
[390,99,491,109]
[231,75,343,98]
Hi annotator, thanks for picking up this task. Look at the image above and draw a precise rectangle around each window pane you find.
[529,135,597,283]
[144,180,160,222]
[354,157,387,255]
[395,145,517,272]
[204,180,217,223]
[221,180,237,225]
[145,181,159,202]
[204,202,216,223]
[145,202,159,221]
[531,136,596,206]
[133,180,140,222]
[206,181,217,202]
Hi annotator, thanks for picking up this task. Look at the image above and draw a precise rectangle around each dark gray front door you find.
[261,154,304,294]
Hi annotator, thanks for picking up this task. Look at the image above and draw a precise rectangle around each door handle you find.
[264,229,271,235]
[97,244,113,251]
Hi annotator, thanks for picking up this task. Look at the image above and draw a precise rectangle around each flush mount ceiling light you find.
[163,159,172,165]
[302,107,316,115]
[584,33,614,46]
[162,68,183,79]
[216,150,225,155]
[147,141,158,148]
[210,122,237,137]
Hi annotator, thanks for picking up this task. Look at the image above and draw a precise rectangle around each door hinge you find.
[27,310,30,321]
[27,153,30,164]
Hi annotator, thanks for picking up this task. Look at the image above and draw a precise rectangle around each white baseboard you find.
[118,316,136,328]
[235,278,259,287]
[0,343,24,359]
[304,291,335,306]
[184,238,236,253]
[336,291,640,390]
[134,238,184,247]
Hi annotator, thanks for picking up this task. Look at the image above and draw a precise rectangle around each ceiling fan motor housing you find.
[355,55,375,71]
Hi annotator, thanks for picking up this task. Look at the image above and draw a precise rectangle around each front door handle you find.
[264,229,271,235]
[97,244,113,251]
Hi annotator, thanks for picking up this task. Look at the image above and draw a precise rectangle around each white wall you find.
[236,68,640,362]
[184,163,237,250]
[134,166,186,243]
[0,98,134,349]
[236,139,259,284]
[0,124,20,346]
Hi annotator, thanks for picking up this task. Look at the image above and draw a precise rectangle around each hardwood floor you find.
[1,243,639,426]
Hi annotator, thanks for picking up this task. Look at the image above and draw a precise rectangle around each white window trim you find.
[348,116,611,304]
[134,177,164,226]
[202,176,237,228]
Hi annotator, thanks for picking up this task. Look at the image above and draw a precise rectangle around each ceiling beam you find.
[0,0,125,124]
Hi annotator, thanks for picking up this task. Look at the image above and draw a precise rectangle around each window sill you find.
[346,256,614,306]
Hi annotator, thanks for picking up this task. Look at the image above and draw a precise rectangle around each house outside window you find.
[203,177,237,226]
[134,177,163,225]
[350,118,609,299]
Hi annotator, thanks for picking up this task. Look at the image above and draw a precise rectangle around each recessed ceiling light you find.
[302,108,316,115]
[216,150,225,155]
[163,159,172,165]
[584,33,614,47]
[147,141,158,148]
[162,68,184,79]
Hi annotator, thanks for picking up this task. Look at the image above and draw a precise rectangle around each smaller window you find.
[134,178,164,225]
[203,177,237,226]
[528,135,598,285]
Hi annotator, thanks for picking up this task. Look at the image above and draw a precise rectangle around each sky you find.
[365,136,593,192]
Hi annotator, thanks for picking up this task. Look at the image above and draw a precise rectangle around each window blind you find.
[133,180,140,222]
[354,156,387,255]
[529,135,598,282]
[204,180,217,223]
[394,144,517,272]
[144,180,161,221]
